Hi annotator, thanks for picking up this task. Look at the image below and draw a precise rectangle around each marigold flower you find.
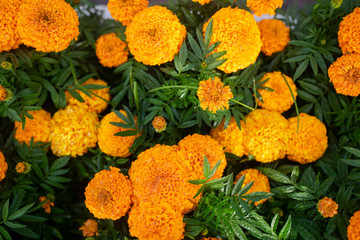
[98,111,139,158]
[247,0,283,16]
[0,151,7,182]
[39,196,54,214]
[197,77,233,113]
[257,72,297,113]
[49,106,99,157]
[65,79,110,114]
[317,197,338,218]
[243,109,289,163]
[79,219,98,237]
[14,110,52,145]
[210,117,247,157]
[178,134,227,180]
[338,7,360,54]
[0,85,8,102]
[15,162,31,174]
[287,113,327,164]
[85,167,132,220]
[108,0,148,26]
[152,116,166,133]
[258,19,289,56]
[128,202,185,240]
[328,53,360,97]
[125,6,187,66]
[0,0,21,52]
[348,210,360,240]
[17,0,79,52]
[95,33,129,68]
[203,7,262,73]
[192,0,212,5]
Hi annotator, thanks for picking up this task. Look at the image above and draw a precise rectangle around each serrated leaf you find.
[344,147,360,157]
[204,19,213,47]
[258,167,292,184]
[288,192,315,200]
[2,199,9,221]
[187,33,203,59]
[203,155,211,179]
[50,156,70,171]
[4,221,26,229]
[271,214,280,232]
[293,59,309,80]
[8,203,34,221]
[279,215,292,240]
[0,226,11,240]
[232,175,245,196]
[14,227,39,239]
[114,130,138,137]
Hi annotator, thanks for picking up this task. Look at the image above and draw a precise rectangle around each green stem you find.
[281,73,299,132]
[148,85,198,93]
[230,99,255,111]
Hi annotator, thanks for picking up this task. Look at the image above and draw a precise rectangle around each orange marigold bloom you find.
[317,197,338,218]
[210,117,247,157]
[95,33,129,68]
[98,111,139,157]
[247,0,283,16]
[192,0,212,5]
[287,113,328,164]
[0,0,22,52]
[203,7,262,73]
[14,110,52,145]
[258,19,290,56]
[243,109,289,163]
[49,106,99,157]
[15,162,31,174]
[108,0,148,26]
[128,202,185,240]
[0,151,7,182]
[348,210,360,240]
[178,134,227,180]
[79,219,98,237]
[125,6,187,66]
[65,78,110,114]
[338,7,360,54]
[39,196,54,214]
[152,116,166,133]
[17,0,79,52]
[328,53,360,97]
[0,85,8,101]
[85,167,132,220]
[197,77,233,113]
[257,72,297,113]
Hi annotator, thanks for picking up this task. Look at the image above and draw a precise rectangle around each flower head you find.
[125,6,187,66]
[247,0,283,16]
[0,85,8,102]
[328,53,360,97]
[287,113,328,164]
[317,197,338,218]
[108,0,148,26]
[15,162,31,174]
[348,210,360,240]
[152,116,166,133]
[192,0,212,5]
[203,7,262,73]
[338,7,360,54]
[39,196,54,214]
[95,33,129,68]
[128,202,185,240]
[85,167,132,220]
[257,72,297,113]
[79,219,98,237]
[258,19,289,56]
[49,106,99,157]
[0,151,7,182]
[197,77,233,113]
[0,0,22,52]
[17,0,79,52]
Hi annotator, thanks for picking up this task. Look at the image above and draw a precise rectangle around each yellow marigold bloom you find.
[39,196,54,214]
[243,109,289,163]
[85,167,132,220]
[79,219,98,237]
[203,7,262,73]
[258,19,289,56]
[108,0,148,26]
[17,0,79,52]
[95,33,129,68]
[257,72,297,113]
[178,134,227,180]
[192,0,212,5]
[0,151,7,182]
[152,116,166,133]
[287,113,328,164]
[65,79,110,114]
[0,85,8,102]
[128,202,185,240]
[328,53,360,97]
[317,197,338,218]
[210,117,247,157]
[0,0,22,52]
[15,162,31,174]
[125,6,187,66]
[348,210,360,240]
[247,0,283,16]
[49,106,99,157]
[14,110,52,145]
[197,77,233,113]
[129,145,200,214]
[338,7,360,54]
[98,111,139,157]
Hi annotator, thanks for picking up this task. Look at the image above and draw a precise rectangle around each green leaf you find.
[5,108,22,122]
[8,203,34,221]
[188,179,207,185]
[203,155,211,179]
[243,192,274,202]
[68,89,84,103]
[291,166,299,183]
[187,33,203,59]
[179,42,188,67]
[50,156,70,171]
[4,221,26,229]
[341,159,360,167]
[258,167,292,184]
[114,130,138,137]
[279,215,292,240]
[204,19,213,47]
[14,227,39,239]
[205,59,227,70]
[344,147,360,157]
[313,51,327,75]
[309,56,318,76]
[207,159,221,180]
[293,59,309,80]
[232,175,245,196]
[289,40,315,48]
[2,199,9,221]
[271,214,280,232]
[0,226,11,240]
[284,55,309,63]
[297,89,317,102]
[288,192,315,200]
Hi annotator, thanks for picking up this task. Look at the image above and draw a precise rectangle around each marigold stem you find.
[230,99,255,111]
[148,85,198,93]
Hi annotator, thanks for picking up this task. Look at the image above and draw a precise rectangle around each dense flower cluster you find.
[85,167,132,220]
[0,85,8,101]
[0,151,7,182]
[338,7,360,54]
[39,196,54,214]
[108,0,148,25]
[192,0,213,4]
[95,33,129,68]
[348,210,360,240]
[257,72,297,113]
[0,0,21,51]
[17,0,79,52]
[247,0,283,16]
[257,19,290,56]
[317,197,338,218]
[125,6,186,65]
[152,116,166,133]
[203,7,262,73]
[79,219,98,237]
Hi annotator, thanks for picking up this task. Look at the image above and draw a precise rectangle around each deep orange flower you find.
[95,33,129,68]
[338,7,360,54]
[85,167,132,220]
[328,53,360,97]
[39,196,54,214]
[108,0,148,26]
[0,0,22,52]
[258,19,290,56]
[0,85,8,101]
[192,0,212,4]
[0,151,7,182]
[15,162,31,174]
[152,116,166,133]
[197,77,233,113]
[247,0,283,16]
[79,219,98,237]
[17,0,79,52]
[125,6,187,66]
[317,197,338,218]
[348,210,360,240]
